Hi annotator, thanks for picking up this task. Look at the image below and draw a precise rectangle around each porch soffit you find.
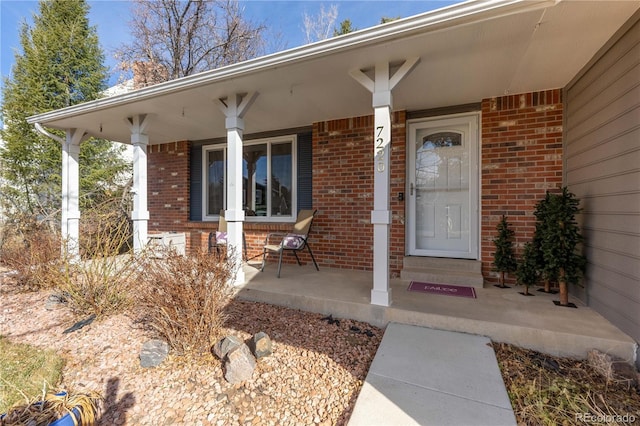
[27,0,639,145]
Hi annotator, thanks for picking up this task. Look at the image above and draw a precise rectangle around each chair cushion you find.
[282,233,305,249]
[215,231,228,244]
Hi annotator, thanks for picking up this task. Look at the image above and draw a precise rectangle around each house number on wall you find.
[375,125,388,173]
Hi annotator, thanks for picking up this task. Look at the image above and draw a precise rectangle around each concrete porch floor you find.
[236,261,636,362]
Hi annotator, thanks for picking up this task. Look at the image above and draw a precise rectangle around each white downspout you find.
[34,123,64,144]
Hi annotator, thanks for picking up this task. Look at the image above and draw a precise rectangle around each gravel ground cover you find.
[4,268,638,426]
[0,276,382,426]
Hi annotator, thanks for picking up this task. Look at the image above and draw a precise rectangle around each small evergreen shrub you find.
[533,191,556,292]
[539,187,586,306]
[492,215,517,288]
[516,242,539,295]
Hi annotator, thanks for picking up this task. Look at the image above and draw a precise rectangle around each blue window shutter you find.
[190,144,202,221]
[297,132,313,210]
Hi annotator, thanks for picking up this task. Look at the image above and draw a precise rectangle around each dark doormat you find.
[408,281,477,299]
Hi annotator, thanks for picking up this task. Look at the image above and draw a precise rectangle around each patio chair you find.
[208,210,247,261]
[261,209,319,278]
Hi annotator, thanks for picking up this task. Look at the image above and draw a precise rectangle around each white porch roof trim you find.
[26,0,557,133]
[28,0,560,123]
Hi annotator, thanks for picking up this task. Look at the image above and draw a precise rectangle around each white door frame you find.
[406,112,480,259]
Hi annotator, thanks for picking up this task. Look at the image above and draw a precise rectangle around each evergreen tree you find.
[334,19,357,36]
[516,241,539,295]
[0,0,128,222]
[540,187,587,306]
[492,215,517,288]
[533,191,556,293]
[380,16,401,24]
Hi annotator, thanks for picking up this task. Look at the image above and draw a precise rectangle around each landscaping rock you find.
[140,339,170,368]
[250,332,272,359]
[587,349,639,389]
[212,335,243,360]
[224,343,256,384]
[45,293,68,311]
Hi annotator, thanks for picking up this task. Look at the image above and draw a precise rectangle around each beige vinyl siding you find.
[564,12,640,345]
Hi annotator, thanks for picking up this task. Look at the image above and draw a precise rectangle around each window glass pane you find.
[422,132,462,148]
[271,142,292,217]
[207,150,225,216]
[243,144,267,216]
[205,137,296,220]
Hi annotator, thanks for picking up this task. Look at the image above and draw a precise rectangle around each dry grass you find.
[134,248,236,354]
[494,342,640,425]
[0,337,65,414]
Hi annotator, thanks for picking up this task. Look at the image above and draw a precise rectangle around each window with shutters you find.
[202,135,297,221]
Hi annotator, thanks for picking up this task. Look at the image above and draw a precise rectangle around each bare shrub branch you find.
[135,249,236,354]
[0,216,64,292]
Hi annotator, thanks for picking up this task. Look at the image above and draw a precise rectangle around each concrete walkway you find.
[348,323,517,426]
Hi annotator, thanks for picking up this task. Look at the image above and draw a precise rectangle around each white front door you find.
[407,113,479,259]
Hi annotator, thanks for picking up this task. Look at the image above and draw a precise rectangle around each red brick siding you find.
[146,141,282,257]
[480,89,564,285]
[311,112,406,276]
[146,89,563,283]
[147,141,193,245]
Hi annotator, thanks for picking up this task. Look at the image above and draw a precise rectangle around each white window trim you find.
[201,135,298,222]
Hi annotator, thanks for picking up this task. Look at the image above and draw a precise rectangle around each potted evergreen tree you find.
[492,215,517,288]
[516,241,539,296]
[540,187,587,307]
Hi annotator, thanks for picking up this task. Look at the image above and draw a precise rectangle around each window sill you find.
[186,220,295,231]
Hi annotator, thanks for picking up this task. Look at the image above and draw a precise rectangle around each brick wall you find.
[146,89,563,283]
[480,89,564,285]
[311,112,406,276]
[148,141,192,243]
[147,141,274,256]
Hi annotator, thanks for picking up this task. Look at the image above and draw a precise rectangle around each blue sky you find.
[1,0,458,88]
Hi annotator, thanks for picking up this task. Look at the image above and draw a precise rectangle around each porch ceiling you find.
[28,0,639,145]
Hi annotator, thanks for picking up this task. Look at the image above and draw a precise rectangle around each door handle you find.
[410,183,414,196]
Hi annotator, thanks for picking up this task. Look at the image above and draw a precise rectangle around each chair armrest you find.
[264,232,286,245]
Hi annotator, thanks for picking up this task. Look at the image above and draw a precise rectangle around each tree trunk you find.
[558,268,568,306]
[500,271,505,288]
[544,278,550,293]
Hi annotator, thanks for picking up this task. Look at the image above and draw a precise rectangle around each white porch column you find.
[371,100,392,306]
[62,128,88,261]
[351,58,420,307]
[219,92,258,285]
[126,114,151,254]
